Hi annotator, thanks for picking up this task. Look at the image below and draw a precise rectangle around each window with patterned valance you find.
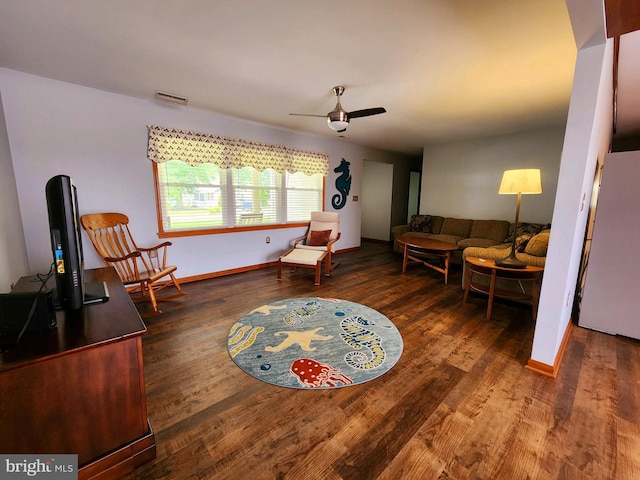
[147,125,328,235]
[147,125,329,175]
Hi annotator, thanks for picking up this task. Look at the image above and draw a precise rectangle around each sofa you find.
[391,214,551,299]
[391,215,512,264]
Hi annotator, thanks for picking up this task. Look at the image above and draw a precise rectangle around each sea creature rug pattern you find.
[227,297,404,389]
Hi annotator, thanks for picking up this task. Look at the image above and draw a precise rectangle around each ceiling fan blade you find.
[347,107,386,119]
[289,113,327,118]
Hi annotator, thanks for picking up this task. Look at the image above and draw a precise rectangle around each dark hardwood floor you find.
[123,241,640,480]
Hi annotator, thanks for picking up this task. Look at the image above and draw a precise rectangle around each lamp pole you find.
[496,191,527,268]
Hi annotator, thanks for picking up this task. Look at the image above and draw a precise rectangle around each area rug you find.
[227,297,403,389]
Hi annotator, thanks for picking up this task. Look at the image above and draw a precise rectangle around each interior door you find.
[361,161,393,241]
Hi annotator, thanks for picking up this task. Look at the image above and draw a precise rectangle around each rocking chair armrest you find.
[137,241,173,253]
[103,251,142,263]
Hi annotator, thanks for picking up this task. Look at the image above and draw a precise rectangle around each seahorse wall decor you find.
[332,158,351,209]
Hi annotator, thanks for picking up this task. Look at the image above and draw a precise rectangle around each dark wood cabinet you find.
[0,267,155,480]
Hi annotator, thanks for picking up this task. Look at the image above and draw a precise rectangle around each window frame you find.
[152,162,326,238]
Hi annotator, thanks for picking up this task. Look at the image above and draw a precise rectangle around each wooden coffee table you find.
[397,234,459,284]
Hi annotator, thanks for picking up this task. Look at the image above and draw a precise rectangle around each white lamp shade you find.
[498,169,542,195]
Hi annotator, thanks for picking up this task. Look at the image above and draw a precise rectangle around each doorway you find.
[407,170,421,222]
[361,161,393,241]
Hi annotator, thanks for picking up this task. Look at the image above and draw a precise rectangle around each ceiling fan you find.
[290,86,386,133]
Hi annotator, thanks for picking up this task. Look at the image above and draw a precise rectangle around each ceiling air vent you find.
[154,91,188,106]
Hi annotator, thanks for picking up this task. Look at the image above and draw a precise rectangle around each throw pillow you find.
[524,230,550,257]
[308,229,332,246]
[515,233,535,252]
[505,223,547,243]
[410,214,432,233]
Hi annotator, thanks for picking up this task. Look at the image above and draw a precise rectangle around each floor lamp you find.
[496,169,542,269]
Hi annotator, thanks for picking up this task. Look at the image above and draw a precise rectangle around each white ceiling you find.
[0,0,605,156]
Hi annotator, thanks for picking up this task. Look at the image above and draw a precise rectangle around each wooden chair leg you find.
[327,251,340,271]
[314,260,322,285]
[147,282,161,314]
[169,273,185,294]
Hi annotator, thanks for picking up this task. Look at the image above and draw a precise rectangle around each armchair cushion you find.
[308,217,339,243]
[308,229,332,246]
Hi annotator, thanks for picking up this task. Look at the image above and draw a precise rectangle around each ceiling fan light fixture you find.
[327,110,349,131]
[290,85,385,133]
[328,119,349,131]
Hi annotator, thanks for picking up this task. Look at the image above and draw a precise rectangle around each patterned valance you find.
[147,125,329,176]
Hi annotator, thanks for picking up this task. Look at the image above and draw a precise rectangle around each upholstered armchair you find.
[293,211,341,271]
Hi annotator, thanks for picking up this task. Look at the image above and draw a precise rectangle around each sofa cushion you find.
[524,230,550,257]
[398,232,433,242]
[425,233,465,246]
[458,237,503,249]
[469,220,510,243]
[409,214,432,233]
[429,216,445,234]
[440,218,473,238]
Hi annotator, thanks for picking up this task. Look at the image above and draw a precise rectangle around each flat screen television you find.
[46,174,85,310]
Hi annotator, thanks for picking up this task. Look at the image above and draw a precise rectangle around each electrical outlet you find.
[266,236,270,244]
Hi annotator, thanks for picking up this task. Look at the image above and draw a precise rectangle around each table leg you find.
[487,269,497,319]
[531,275,541,320]
[443,252,450,285]
[463,266,472,303]
[277,259,283,280]
[402,245,409,273]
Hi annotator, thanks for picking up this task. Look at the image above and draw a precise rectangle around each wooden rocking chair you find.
[81,212,186,316]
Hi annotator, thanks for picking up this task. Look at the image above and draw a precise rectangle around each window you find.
[148,126,328,236]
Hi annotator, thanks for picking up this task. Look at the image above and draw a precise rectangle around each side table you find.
[463,256,544,320]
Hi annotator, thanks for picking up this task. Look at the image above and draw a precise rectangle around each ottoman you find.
[277,248,329,285]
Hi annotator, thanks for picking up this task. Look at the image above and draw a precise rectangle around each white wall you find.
[361,160,393,240]
[578,151,640,339]
[420,128,564,224]
[0,92,29,292]
[0,68,414,284]
[532,39,614,366]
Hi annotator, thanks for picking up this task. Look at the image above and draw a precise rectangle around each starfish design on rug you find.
[249,304,288,315]
[264,327,333,352]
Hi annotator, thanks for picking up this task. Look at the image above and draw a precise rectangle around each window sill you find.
[157,222,308,239]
